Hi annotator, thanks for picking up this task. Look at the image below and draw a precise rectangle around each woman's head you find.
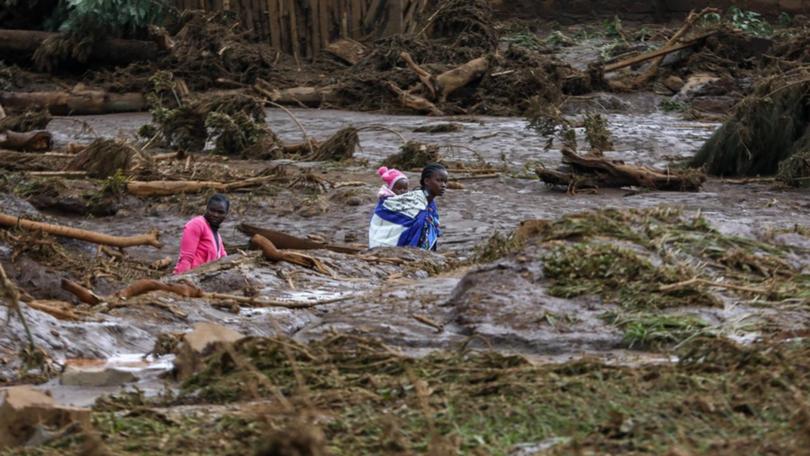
[420,163,448,198]
[204,193,230,229]
[377,166,410,195]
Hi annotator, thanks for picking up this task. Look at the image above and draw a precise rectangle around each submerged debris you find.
[66,138,153,178]
[777,148,810,187]
[0,108,51,132]
[383,141,441,169]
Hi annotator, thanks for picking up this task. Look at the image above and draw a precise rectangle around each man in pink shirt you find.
[173,194,229,274]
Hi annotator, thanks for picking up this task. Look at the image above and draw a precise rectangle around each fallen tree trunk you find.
[536,147,705,191]
[0,90,146,115]
[0,29,159,65]
[126,175,282,197]
[0,130,51,151]
[238,223,361,254]
[0,213,162,248]
[435,56,489,101]
[116,279,204,300]
[250,234,333,275]
[386,81,444,116]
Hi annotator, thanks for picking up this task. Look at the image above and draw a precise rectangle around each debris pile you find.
[690,72,810,177]
[18,333,810,454]
[383,141,441,169]
[537,146,706,192]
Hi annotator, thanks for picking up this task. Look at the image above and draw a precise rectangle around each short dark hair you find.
[207,193,230,211]
[420,163,447,188]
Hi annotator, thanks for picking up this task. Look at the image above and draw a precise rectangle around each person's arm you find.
[173,221,202,274]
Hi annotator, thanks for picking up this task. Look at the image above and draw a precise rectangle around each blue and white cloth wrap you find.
[368,190,440,250]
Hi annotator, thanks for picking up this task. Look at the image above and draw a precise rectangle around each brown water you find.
[3,97,809,403]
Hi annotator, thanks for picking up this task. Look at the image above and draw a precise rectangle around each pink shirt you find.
[173,216,227,274]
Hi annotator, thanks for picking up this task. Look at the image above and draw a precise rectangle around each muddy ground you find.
[1,9,809,456]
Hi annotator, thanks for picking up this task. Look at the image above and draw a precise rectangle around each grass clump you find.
[473,231,524,263]
[382,141,441,170]
[18,335,810,455]
[542,242,715,309]
[482,207,806,307]
[776,148,810,187]
[605,312,709,349]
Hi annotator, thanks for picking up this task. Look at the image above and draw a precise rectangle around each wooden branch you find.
[116,279,204,300]
[400,51,436,99]
[633,8,720,86]
[604,32,716,73]
[25,300,92,321]
[0,213,162,248]
[250,234,333,275]
[386,81,444,116]
[435,56,488,101]
[238,223,361,254]
[61,279,102,305]
[0,90,146,115]
[126,176,282,197]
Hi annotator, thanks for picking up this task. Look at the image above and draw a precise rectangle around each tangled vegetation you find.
[13,334,810,455]
[536,207,807,303]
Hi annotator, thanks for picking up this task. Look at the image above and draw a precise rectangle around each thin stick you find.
[0,263,34,349]
[0,213,162,249]
[264,99,316,157]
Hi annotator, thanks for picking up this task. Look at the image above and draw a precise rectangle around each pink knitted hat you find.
[377,166,408,189]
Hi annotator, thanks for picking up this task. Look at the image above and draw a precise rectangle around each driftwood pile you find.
[536,146,706,193]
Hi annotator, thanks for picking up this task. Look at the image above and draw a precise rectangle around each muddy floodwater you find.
[3,95,809,406]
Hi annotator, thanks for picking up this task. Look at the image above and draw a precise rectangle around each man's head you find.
[204,194,230,230]
[420,163,448,198]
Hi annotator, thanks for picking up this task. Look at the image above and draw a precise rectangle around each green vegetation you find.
[605,312,709,349]
[501,30,544,50]
[701,7,772,37]
[11,335,810,455]
[583,112,613,151]
[728,6,773,37]
[473,207,807,317]
[141,71,279,156]
[49,0,167,36]
[659,98,688,112]
[33,0,168,70]
[473,230,524,263]
[543,242,715,309]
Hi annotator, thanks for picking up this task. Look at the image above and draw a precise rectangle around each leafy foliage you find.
[728,6,773,37]
[51,0,167,37]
